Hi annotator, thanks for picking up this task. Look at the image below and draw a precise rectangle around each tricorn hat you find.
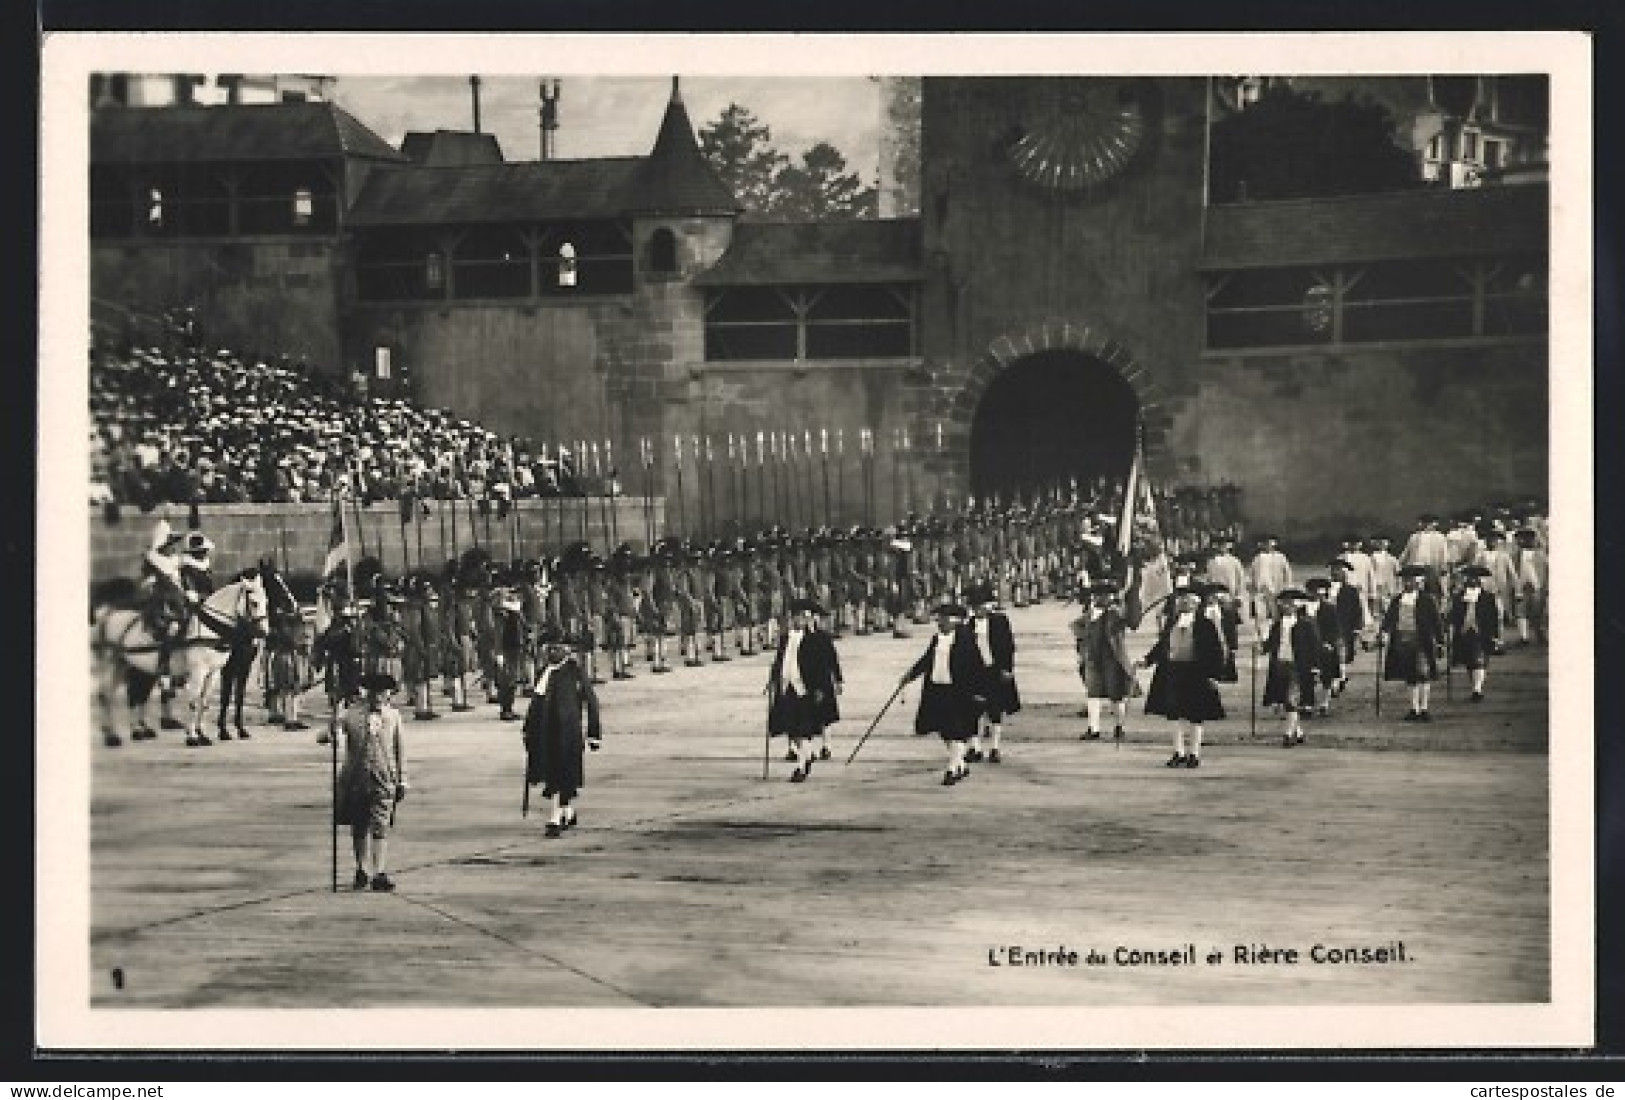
[1399,564,1429,579]
[1277,587,1308,602]
[935,602,967,619]
[789,597,822,615]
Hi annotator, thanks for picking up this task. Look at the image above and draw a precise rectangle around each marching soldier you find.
[1368,534,1401,628]
[446,568,480,713]
[1205,536,1248,623]
[584,554,609,685]
[642,544,675,674]
[1512,526,1548,646]
[493,582,528,720]
[362,574,405,684]
[406,574,444,721]
[1400,514,1450,599]
[607,545,639,681]
[1477,529,1519,651]
[1246,534,1292,624]
[263,575,309,733]
[676,544,705,667]
[312,595,362,742]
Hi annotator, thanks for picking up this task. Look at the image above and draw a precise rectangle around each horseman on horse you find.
[140,520,216,725]
[96,523,267,747]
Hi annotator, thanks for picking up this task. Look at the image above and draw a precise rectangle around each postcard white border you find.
[38,30,1595,1052]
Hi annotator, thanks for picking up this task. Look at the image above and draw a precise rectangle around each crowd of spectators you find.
[90,344,588,510]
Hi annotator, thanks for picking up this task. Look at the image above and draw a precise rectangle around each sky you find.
[329,75,884,177]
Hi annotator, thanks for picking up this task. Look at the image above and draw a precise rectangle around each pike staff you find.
[890,427,901,525]
[576,441,589,547]
[804,430,818,529]
[702,435,716,540]
[770,431,784,531]
[1374,629,1383,717]
[780,428,793,526]
[1249,636,1258,739]
[595,441,614,553]
[820,429,832,528]
[415,491,426,573]
[673,435,688,542]
[755,431,767,531]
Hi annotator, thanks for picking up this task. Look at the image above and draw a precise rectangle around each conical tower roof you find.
[624,77,741,216]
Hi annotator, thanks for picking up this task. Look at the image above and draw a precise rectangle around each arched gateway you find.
[948,321,1162,504]
[969,350,1140,501]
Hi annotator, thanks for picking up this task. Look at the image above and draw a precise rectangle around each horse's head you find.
[222,573,271,639]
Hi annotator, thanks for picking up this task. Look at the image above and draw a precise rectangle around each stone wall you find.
[90,498,664,583]
[1182,340,1548,537]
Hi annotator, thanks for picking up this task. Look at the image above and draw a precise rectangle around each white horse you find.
[92,574,269,747]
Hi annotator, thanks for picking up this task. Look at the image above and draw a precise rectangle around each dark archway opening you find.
[969,350,1140,502]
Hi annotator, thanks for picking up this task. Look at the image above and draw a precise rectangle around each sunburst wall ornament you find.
[997,78,1159,196]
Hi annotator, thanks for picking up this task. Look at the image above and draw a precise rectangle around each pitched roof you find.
[1201,184,1548,270]
[622,81,740,216]
[400,130,505,167]
[91,102,404,165]
[346,158,645,226]
[694,219,924,286]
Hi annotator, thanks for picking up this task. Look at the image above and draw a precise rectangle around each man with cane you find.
[766,598,842,783]
[898,602,983,786]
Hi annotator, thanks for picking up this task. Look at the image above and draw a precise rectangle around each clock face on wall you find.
[996,78,1159,195]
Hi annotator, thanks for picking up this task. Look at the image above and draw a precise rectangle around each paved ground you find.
[89,597,1550,1010]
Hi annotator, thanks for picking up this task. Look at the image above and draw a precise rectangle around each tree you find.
[698,103,789,221]
[1209,85,1422,203]
[769,142,879,221]
[879,77,921,216]
[699,103,877,221]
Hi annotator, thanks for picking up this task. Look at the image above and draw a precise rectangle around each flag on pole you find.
[1120,425,1172,629]
[322,493,352,582]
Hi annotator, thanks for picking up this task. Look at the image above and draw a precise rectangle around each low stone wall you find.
[90,498,665,582]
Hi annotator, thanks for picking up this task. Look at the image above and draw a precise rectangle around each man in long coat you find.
[766,598,843,782]
[1260,587,1321,746]
[900,602,984,786]
[964,581,1020,765]
[1379,564,1445,722]
[523,631,603,837]
[1072,581,1135,742]
[1139,587,1227,769]
[1449,565,1501,702]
